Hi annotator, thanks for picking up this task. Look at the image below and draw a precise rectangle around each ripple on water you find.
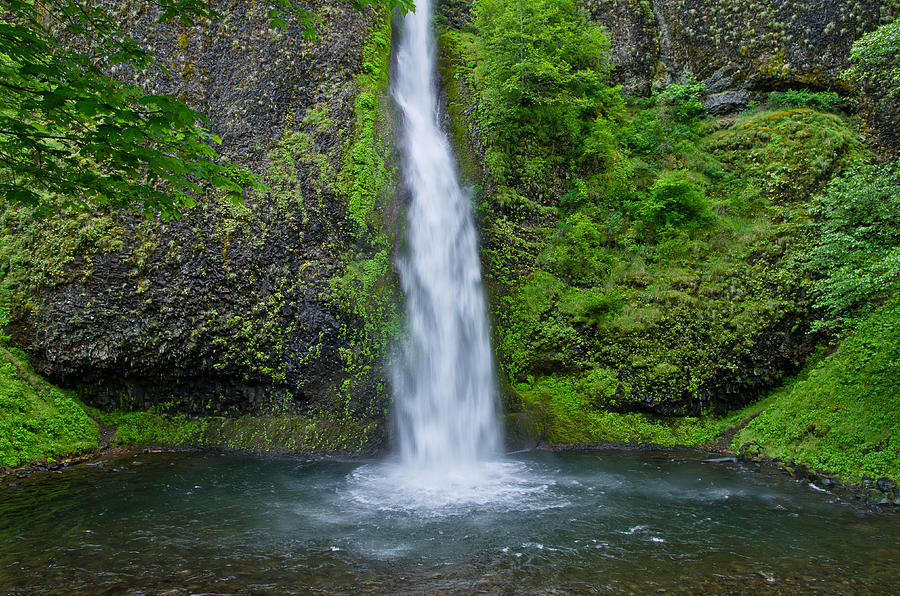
[3,451,900,594]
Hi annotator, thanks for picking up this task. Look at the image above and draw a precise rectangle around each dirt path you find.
[707,408,767,453]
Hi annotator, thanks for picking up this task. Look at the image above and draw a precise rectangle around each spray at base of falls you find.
[390,0,501,468]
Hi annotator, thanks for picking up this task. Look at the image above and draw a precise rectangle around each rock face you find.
[3,1,397,419]
[438,0,899,135]
[583,0,900,142]
[583,0,898,94]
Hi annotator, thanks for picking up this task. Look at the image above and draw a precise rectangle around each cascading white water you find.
[391,0,501,468]
[345,2,553,511]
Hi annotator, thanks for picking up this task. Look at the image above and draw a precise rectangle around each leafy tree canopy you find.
[0,0,411,218]
[472,0,625,189]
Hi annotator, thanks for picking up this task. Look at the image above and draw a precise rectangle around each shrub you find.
[769,89,842,112]
[473,0,624,186]
[845,20,900,98]
[541,212,613,284]
[637,170,712,231]
[622,80,704,159]
[801,162,900,329]
[657,78,706,123]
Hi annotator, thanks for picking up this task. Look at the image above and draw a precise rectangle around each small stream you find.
[2,450,898,594]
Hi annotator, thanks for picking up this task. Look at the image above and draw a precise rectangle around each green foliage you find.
[443,7,895,482]
[656,78,706,124]
[768,89,842,112]
[105,409,206,447]
[343,91,390,239]
[0,0,260,217]
[800,161,900,329]
[472,0,626,189]
[623,80,705,158]
[636,170,712,232]
[845,19,900,98]
[0,346,99,468]
[734,297,900,482]
[541,212,612,284]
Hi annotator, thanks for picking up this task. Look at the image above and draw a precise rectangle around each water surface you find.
[1,450,899,594]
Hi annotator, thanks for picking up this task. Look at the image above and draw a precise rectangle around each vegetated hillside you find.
[0,346,99,469]
[0,0,400,441]
[437,0,900,483]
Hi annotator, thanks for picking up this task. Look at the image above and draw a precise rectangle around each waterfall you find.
[391,0,502,469]
[345,1,536,511]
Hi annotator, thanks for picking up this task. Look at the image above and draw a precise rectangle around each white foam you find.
[344,459,564,515]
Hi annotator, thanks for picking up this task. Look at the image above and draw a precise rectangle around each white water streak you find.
[391,0,501,469]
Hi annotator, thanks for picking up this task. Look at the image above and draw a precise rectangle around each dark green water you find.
[1,450,898,594]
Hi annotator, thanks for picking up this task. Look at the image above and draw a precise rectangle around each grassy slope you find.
[0,345,100,468]
[733,297,900,482]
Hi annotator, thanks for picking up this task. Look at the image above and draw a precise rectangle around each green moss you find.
[100,408,381,455]
[437,29,483,185]
[733,297,900,483]
[339,9,393,242]
[0,346,99,468]
[328,5,400,416]
[0,204,123,323]
[704,109,863,200]
[514,374,764,446]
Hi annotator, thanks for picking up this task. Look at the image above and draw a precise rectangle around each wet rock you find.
[877,477,897,494]
[6,0,391,420]
[703,91,750,116]
[583,0,900,145]
[702,456,737,464]
[584,0,898,95]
